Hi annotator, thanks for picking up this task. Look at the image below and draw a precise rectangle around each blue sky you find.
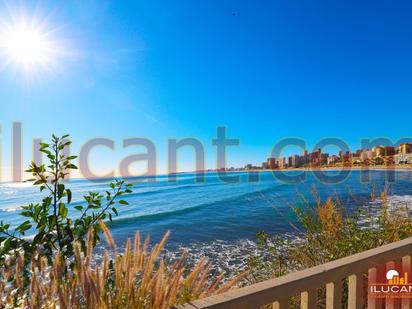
[1,0,412,179]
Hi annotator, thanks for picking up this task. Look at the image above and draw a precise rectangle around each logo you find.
[369,269,412,299]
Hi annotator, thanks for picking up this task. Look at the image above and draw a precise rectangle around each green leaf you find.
[118,200,129,205]
[17,221,32,234]
[49,215,56,227]
[20,211,33,218]
[58,184,65,199]
[3,224,10,230]
[3,238,11,252]
[59,203,68,219]
[67,189,72,204]
[62,207,68,220]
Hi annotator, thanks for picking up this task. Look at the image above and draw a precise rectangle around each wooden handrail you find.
[177,237,412,309]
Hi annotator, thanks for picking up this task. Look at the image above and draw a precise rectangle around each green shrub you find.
[0,134,132,274]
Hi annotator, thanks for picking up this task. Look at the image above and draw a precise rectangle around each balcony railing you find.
[178,237,412,309]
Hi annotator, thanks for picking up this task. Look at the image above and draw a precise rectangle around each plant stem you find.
[0,230,26,243]
[53,140,63,252]
[91,184,123,225]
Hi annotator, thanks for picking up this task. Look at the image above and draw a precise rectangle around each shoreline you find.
[214,165,412,174]
[2,166,410,184]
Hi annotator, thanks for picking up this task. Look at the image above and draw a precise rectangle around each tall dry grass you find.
[250,187,412,308]
[0,222,245,308]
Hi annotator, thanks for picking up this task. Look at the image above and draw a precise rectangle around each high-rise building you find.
[397,143,412,155]
[373,146,385,157]
[267,157,278,169]
[327,155,339,165]
[288,155,299,168]
[395,143,412,164]
[278,157,286,169]
[383,146,395,156]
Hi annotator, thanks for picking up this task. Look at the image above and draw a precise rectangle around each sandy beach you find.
[226,165,412,173]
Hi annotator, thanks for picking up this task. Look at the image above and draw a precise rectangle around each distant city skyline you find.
[259,143,412,171]
[1,0,412,180]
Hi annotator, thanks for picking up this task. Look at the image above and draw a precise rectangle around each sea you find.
[1,170,411,274]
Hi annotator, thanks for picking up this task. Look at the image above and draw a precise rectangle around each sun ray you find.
[0,5,68,81]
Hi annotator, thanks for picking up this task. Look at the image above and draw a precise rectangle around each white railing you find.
[178,237,412,309]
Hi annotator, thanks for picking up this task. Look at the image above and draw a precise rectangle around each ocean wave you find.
[386,194,412,203]
[110,202,212,225]
[166,239,259,277]
[127,182,221,197]
[110,183,287,225]
[165,232,298,279]
[0,206,22,213]
[1,191,16,195]
[0,182,33,188]
[369,194,412,208]
[381,194,412,212]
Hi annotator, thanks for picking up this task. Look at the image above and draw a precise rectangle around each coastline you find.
[213,165,412,174]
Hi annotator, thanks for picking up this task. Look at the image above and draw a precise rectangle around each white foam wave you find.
[0,206,21,212]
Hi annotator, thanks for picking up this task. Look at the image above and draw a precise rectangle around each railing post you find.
[326,280,342,309]
[301,289,317,309]
[348,273,364,309]
[272,298,288,309]
[402,256,412,309]
[386,261,397,309]
[368,267,377,309]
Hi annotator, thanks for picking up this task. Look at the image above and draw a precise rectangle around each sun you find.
[0,12,62,76]
[3,24,50,67]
